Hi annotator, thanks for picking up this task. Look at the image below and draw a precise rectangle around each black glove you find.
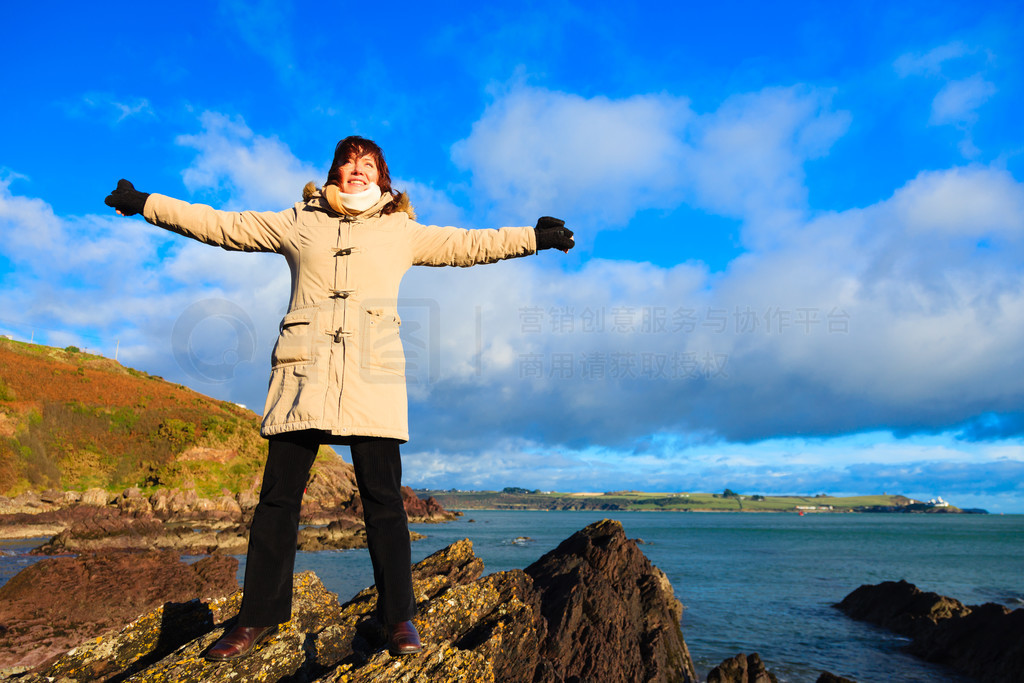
[535,216,574,252]
[104,179,150,217]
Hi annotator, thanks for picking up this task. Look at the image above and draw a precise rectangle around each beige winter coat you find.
[143,188,536,441]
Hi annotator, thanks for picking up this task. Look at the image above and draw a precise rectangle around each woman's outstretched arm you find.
[409,216,574,267]
[105,179,294,254]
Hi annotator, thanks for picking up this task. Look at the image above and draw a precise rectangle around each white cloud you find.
[930,74,997,126]
[393,178,468,227]
[402,433,1024,511]
[139,105,1024,457]
[0,171,289,407]
[71,93,156,124]
[111,98,155,123]
[0,174,63,252]
[894,42,997,158]
[678,86,850,244]
[451,85,850,245]
[0,176,163,284]
[5,101,1024,509]
[177,112,319,210]
[390,160,1024,453]
[894,41,972,77]
[888,166,1024,238]
[451,87,694,225]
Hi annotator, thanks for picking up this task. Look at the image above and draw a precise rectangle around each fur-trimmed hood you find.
[302,181,416,220]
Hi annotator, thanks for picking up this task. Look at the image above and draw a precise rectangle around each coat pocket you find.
[272,307,317,367]
[361,308,405,376]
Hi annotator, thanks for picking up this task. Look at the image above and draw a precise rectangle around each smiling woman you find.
[324,138,395,213]
[102,135,575,663]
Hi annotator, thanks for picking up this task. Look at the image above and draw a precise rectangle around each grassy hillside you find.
[0,338,274,497]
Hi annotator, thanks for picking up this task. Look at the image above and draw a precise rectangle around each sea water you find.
[4,512,1021,682]
[292,511,1022,682]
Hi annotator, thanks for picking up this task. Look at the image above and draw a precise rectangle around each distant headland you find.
[416,488,989,514]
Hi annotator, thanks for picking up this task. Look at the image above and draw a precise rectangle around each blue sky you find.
[2,1,1023,512]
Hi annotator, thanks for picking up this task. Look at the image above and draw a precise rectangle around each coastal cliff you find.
[0,339,455,553]
[0,519,698,682]
[0,338,271,498]
[0,339,449,522]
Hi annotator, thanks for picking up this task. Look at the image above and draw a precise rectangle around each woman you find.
[104,136,574,662]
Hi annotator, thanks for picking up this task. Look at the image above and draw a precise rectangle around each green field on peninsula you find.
[417,489,966,513]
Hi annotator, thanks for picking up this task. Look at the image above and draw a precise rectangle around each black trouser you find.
[236,430,416,627]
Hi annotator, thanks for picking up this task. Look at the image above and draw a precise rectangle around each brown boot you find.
[387,620,422,656]
[205,624,278,662]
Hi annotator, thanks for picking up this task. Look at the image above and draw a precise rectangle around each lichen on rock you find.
[2,520,697,683]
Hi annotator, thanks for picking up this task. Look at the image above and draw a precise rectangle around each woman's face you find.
[338,153,380,194]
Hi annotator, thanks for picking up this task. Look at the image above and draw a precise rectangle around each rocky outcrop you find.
[299,454,358,523]
[525,518,695,682]
[815,673,856,683]
[2,519,695,682]
[0,491,66,517]
[294,519,425,552]
[31,513,252,555]
[0,551,238,671]
[836,579,1024,682]
[704,654,853,683]
[401,487,459,522]
[29,511,424,556]
[836,579,970,640]
[706,653,778,683]
[2,464,455,553]
[0,504,144,542]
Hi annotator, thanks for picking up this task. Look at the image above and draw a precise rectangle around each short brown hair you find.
[325,136,406,214]
[326,136,393,193]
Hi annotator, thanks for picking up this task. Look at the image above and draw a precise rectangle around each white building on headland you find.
[927,497,950,507]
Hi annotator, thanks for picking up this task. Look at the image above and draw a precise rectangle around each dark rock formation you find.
[300,456,453,524]
[0,491,66,516]
[836,579,1024,682]
[0,551,238,671]
[911,602,1024,682]
[30,512,424,555]
[1,488,253,555]
[299,454,358,523]
[401,487,459,522]
[21,500,249,555]
[525,518,696,683]
[2,519,695,682]
[852,503,984,514]
[705,653,852,683]
[836,579,970,640]
[295,519,424,552]
[815,673,856,683]
[2,474,454,554]
[0,503,105,540]
[706,653,778,683]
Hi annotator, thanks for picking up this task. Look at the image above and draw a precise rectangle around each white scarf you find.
[335,183,382,213]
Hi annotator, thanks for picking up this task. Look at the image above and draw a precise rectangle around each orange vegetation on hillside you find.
[0,339,270,496]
